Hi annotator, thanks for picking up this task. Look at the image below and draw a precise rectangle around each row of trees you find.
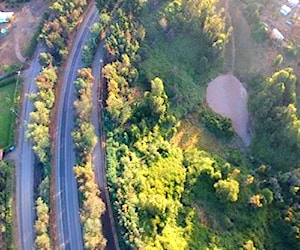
[0,161,13,249]
[40,0,90,63]
[82,23,102,67]
[26,0,91,248]
[72,68,106,249]
[26,64,55,248]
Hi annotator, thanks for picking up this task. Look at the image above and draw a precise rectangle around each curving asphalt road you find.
[16,44,43,250]
[54,5,99,250]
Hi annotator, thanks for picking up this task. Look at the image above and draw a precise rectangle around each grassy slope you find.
[139,4,220,117]
[0,82,16,148]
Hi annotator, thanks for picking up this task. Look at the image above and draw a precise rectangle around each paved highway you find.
[16,45,42,250]
[54,5,99,249]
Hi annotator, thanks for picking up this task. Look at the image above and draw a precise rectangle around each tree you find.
[249,194,263,208]
[214,179,240,202]
[34,197,50,249]
[250,68,300,170]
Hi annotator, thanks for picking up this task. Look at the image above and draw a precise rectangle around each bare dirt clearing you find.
[0,0,47,73]
[206,74,251,146]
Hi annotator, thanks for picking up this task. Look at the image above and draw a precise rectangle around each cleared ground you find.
[206,74,251,146]
[0,0,47,73]
[226,0,276,77]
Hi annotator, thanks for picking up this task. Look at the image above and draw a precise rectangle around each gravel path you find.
[206,74,251,146]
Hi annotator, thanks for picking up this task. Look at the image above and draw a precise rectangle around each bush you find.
[214,178,240,202]
[272,54,283,67]
[0,76,17,88]
[199,105,235,139]
[252,23,268,43]
[284,45,295,58]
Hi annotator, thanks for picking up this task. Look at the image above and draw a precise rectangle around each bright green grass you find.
[141,34,206,116]
[0,82,16,148]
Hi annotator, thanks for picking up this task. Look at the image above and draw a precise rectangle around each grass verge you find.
[0,79,17,149]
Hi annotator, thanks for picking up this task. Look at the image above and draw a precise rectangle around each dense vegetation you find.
[97,0,300,249]
[26,0,91,248]
[82,23,102,67]
[72,68,106,249]
[249,68,300,170]
[0,161,13,249]
[248,69,300,245]
[40,0,90,64]
[199,105,235,140]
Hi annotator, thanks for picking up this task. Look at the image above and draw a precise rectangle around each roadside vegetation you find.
[72,68,107,249]
[0,76,19,149]
[25,0,91,248]
[82,23,102,67]
[97,0,300,249]
[0,161,14,249]
[0,63,22,149]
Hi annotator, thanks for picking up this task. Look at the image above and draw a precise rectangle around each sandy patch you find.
[206,74,251,146]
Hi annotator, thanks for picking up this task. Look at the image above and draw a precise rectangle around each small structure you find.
[0,11,14,23]
[1,28,7,35]
[285,19,293,25]
[280,5,292,16]
[288,0,299,8]
[0,149,3,161]
[271,28,285,41]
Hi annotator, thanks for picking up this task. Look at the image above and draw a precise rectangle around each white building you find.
[271,28,285,41]
[288,0,299,8]
[0,11,14,23]
[280,5,292,16]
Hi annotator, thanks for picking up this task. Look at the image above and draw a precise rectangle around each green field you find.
[0,81,17,148]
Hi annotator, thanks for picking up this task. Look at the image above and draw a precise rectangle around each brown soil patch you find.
[206,74,251,146]
[0,0,47,73]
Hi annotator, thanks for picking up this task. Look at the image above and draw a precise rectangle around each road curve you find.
[16,44,42,250]
[91,45,120,250]
[54,5,99,250]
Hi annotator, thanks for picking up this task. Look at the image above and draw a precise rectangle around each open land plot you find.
[171,116,228,154]
[206,74,250,146]
[259,0,300,43]
[0,81,16,148]
[0,0,47,73]
[226,0,277,77]
[230,0,300,112]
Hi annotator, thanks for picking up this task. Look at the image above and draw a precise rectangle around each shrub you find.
[214,178,240,202]
[199,105,235,139]
[284,45,295,58]
[272,54,283,67]
[252,22,268,43]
